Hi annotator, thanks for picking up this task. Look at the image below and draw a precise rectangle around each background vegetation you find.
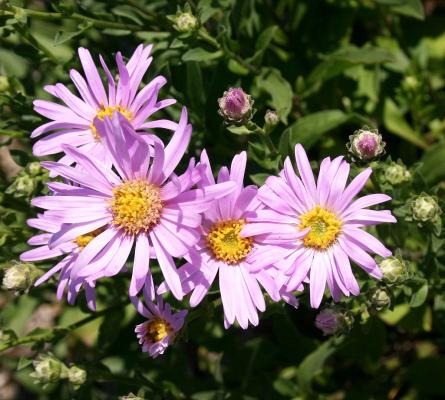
[1,0,445,399]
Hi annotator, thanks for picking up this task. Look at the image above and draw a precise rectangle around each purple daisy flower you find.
[28,109,235,300]
[20,212,97,310]
[134,295,187,359]
[32,44,177,166]
[160,151,303,329]
[242,144,396,308]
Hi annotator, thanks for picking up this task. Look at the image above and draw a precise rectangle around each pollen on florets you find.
[110,179,163,236]
[90,106,133,141]
[299,206,342,250]
[207,219,253,264]
[74,228,104,250]
[143,318,173,344]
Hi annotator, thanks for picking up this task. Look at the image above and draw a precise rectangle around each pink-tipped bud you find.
[218,87,253,124]
[315,307,354,336]
[347,127,385,162]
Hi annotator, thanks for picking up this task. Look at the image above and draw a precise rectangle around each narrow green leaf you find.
[410,283,429,308]
[375,0,424,20]
[255,68,293,123]
[182,48,223,62]
[285,110,351,150]
[383,98,428,149]
[420,143,445,184]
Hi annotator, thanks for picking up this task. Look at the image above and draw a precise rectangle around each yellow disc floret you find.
[74,228,104,250]
[207,219,253,265]
[90,105,134,141]
[110,179,163,235]
[299,205,342,250]
[144,318,173,343]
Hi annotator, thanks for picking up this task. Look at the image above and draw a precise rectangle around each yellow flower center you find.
[74,228,104,250]
[110,179,163,235]
[299,205,342,250]
[207,219,253,265]
[144,318,173,343]
[90,105,133,141]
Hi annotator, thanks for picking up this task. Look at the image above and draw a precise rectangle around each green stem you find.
[0,302,126,353]
[2,7,143,31]
[197,28,221,49]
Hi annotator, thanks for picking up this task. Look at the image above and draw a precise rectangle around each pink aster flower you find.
[20,212,97,310]
[242,144,396,308]
[134,295,187,359]
[31,43,177,165]
[29,109,235,300]
[160,151,302,329]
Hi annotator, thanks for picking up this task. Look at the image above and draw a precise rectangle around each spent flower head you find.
[315,307,354,336]
[379,255,407,285]
[347,126,385,162]
[411,193,441,222]
[67,365,87,387]
[370,287,391,311]
[384,162,411,186]
[2,261,41,293]
[30,354,67,384]
[218,88,253,124]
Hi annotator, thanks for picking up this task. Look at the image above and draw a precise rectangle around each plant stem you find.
[2,7,143,31]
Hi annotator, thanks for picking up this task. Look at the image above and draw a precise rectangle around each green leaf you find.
[383,98,428,149]
[54,22,93,46]
[379,304,410,325]
[10,149,29,167]
[227,59,249,75]
[297,337,342,394]
[226,125,253,135]
[420,143,445,184]
[410,283,429,308]
[375,0,424,20]
[247,25,279,64]
[255,68,293,123]
[285,110,351,150]
[249,173,269,186]
[307,46,395,88]
[186,62,206,111]
[182,48,223,62]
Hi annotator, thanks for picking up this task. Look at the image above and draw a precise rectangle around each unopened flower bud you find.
[30,355,66,384]
[379,256,407,285]
[68,365,87,387]
[264,109,279,128]
[411,194,441,222]
[2,262,41,292]
[218,87,253,124]
[27,162,42,177]
[173,12,198,32]
[6,175,36,198]
[370,288,391,311]
[403,76,419,90]
[384,162,411,186]
[347,127,385,162]
[0,76,9,92]
[315,307,354,336]
[119,394,144,400]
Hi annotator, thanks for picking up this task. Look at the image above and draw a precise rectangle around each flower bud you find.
[403,76,419,90]
[379,256,407,285]
[370,288,391,311]
[347,127,385,162]
[119,394,144,400]
[30,355,65,384]
[27,162,42,177]
[173,12,198,33]
[411,194,441,222]
[315,307,354,336]
[5,175,36,199]
[264,109,279,128]
[218,87,253,124]
[2,262,41,293]
[67,365,87,387]
[0,76,9,92]
[384,162,411,186]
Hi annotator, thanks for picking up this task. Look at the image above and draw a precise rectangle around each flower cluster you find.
[22,44,396,359]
